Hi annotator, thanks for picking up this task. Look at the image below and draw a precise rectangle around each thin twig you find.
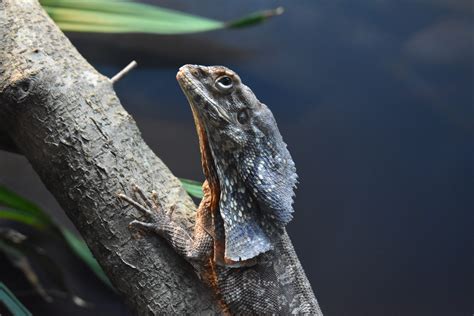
[110,60,137,84]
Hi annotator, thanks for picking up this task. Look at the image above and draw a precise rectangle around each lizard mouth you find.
[177,66,221,220]
[176,66,220,185]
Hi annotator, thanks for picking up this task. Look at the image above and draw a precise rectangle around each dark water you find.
[1,1,472,315]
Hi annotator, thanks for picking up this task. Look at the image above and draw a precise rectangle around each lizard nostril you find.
[197,67,207,77]
[187,66,208,79]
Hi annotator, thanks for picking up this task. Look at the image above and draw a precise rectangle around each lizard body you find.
[119,65,322,315]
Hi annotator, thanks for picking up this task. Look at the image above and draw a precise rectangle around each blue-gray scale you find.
[1,1,471,315]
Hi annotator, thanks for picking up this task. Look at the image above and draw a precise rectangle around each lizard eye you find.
[215,76,233,91]
[237,109,249,124]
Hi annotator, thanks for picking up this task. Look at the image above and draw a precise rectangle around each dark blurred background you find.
[1,0,472,315]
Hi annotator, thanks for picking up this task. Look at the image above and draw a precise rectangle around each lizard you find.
[118,65,322,315]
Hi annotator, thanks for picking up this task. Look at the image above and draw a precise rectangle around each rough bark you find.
[0,0,320,315]
[0,0,218,314]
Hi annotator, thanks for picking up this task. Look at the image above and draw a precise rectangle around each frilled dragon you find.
[119,65,322,315]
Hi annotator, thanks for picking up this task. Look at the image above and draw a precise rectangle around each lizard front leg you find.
[118,184,213,263]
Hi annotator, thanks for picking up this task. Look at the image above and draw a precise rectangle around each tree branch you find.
[0,0,218,314]
[110,60,138,84]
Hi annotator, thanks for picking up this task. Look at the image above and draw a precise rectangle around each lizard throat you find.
[190,104,220,203]
[190,101,256,266]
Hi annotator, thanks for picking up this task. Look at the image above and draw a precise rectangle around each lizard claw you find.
[151,191,163,212]
[118,192,154,217]
[118,184,171,236]
[132,184,154,209]
[129,219,154,231]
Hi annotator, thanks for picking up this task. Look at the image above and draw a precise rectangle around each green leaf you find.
[39,0,282,34]
[0,187,112,288]
[0,186,52,225]
[0,282,32,316]
[179,178,204,199]
[227,7,284,28]
[0,209,51,230]
[60,228,112,288]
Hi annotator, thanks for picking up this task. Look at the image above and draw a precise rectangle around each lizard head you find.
[177,65,297,262]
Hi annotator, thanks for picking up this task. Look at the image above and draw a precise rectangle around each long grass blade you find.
[60,228,112,288]
[0,187,112,288]
[0,209,51,230]
[0,282,32,316]
[226,7,284,28]
[0,186,52,224]
[179,178,204,199]
[39,0,282,34]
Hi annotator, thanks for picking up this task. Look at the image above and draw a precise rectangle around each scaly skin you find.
[119,65,322,315]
